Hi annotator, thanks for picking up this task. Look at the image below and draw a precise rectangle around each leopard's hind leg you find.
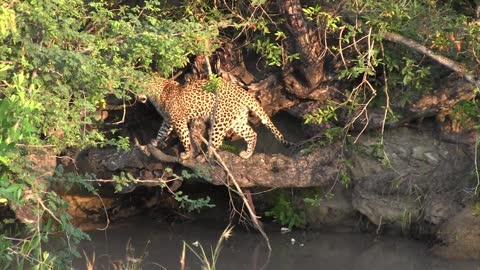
[209,109,232,155]
[172,119,192,160]
[152,121,173,147]
[231,113,257,159]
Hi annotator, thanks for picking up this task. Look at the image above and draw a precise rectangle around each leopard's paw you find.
[239,151,252,159]
[150,139,159,147]
[180,152,191,160]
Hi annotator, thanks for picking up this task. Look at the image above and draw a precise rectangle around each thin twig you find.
[92,191,110,231]
[108,97,127,125]
[475,135,480,195]
[35,194,61,224]
[82,178,180,184]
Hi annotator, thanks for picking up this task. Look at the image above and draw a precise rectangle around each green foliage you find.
[174,191,215,213]
[452,100,480,129]
[303,5,341,31]
[347,0,480,91]
[383,54,433,106]
[303,194,323,208]
[299,127,344,156]
[251,38,284,67]
[192,165,213,182]
[219,143,240,155]
[338,43,380,80]
[303,186,334,206]
[0,0,224,268]
[236,4,301,68]
[304,102,339,125]
[328,0,480,125]
[0,173,92,269]
[203,74,224,93]
[1,0,222,150]
[340,171,352,189]
[112,171,140,193]
[324,127,344,144]
[367,139,391,167]
[181,166,212,182]
[0,5,16,39]
[265,191,306,229]
[266,188,338,229]
[0,75,75,268]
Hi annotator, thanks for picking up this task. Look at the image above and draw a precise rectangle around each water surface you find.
[77,217,479,270]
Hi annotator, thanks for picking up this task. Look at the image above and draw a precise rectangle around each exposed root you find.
[147,144,181,163]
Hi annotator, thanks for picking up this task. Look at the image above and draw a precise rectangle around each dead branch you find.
[383,32,479,88]
[146,143,342,188]
[198,136,272,251]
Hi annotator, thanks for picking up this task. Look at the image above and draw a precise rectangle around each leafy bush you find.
[265,191,306,229]
[0,0,223,268]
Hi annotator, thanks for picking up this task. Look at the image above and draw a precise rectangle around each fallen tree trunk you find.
[75,142,343,188]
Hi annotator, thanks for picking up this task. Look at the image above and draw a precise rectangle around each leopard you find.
[138,75,292,160]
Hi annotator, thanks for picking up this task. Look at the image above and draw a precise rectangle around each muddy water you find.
[76,216,479,270]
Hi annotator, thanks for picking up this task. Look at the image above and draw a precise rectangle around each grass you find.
[180,224,234,270]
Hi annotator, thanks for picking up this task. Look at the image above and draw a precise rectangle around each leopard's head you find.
[137,75,174,103]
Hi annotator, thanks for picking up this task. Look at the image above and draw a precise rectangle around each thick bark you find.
[215,43,256,85]
[348,76,476,132]
[278,0,326,98]
[247,75,299,116]
[408,78,476,119]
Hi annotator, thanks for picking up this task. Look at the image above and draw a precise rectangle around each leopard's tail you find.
[247,97,294,147]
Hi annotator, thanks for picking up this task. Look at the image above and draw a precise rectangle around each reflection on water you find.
[77,217,479,270]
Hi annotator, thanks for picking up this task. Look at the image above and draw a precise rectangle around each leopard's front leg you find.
[231,116,257,159]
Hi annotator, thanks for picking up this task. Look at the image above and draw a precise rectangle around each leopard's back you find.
[209,79,292,158]
[150,79,215,121]
[143,76,290,160]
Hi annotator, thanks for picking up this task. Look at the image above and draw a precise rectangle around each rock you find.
[423,194,462,225]
[305,186,358,231]
[353,179,421,228]
[433,204,480,259]
[349,127,472,231]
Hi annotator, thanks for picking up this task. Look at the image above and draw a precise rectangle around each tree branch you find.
[383,32,479,88]
[75,142,342,188]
